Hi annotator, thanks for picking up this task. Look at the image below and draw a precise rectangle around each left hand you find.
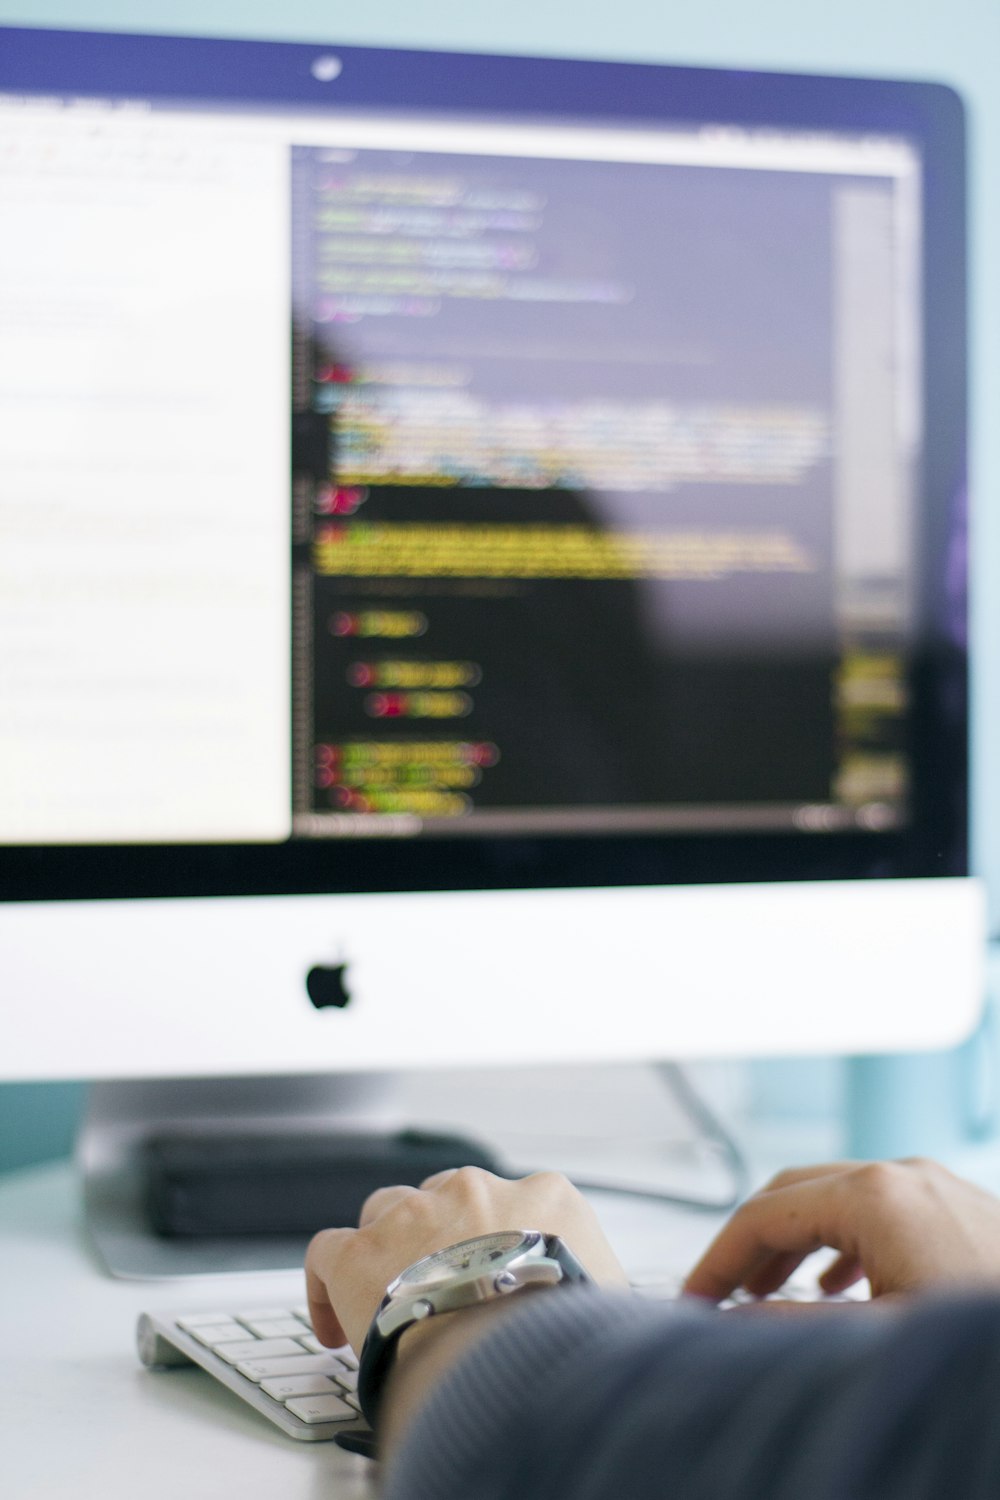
[305,1164,628,1356]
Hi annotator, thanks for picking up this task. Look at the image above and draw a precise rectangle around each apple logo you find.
[306,963,352,1010]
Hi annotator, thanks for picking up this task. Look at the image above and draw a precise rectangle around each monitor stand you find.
[79,1072,398,1280]
[78,1062,755,1281]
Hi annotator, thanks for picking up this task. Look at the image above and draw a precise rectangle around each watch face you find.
[399,1231,530,1288]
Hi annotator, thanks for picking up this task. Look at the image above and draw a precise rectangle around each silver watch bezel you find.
[374,1229,565,1340]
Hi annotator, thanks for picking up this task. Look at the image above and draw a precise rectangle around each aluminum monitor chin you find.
[0,25,986,1085]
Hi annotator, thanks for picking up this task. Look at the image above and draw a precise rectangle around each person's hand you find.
[305,1166,628,1453]
[684,1157,1000,1304]
[306,1164,628,1353]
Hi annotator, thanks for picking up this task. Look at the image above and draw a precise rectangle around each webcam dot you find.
[311,55,343,82]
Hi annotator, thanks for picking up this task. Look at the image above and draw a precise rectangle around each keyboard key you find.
[630,1277,681,1300]
[217,1338,306,1364]
[260,1373,340,1401]
[333,1367,358,1392]
[189,1322,250,1346]
[237,1353,344,1382]
[239,1318,310,1339]
[285,1393,357,1424]
[235,1307,296,1321]
[177,1313,242,1329]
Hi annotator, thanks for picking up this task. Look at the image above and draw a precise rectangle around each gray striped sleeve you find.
[383,1287,1000,1500]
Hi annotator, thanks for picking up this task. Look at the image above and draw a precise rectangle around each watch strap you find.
[356,1233,587,1433]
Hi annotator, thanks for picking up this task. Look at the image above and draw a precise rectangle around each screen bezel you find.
[0,26,969,903]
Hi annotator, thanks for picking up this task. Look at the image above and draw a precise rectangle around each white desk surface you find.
[0,1152,734,1500]
[2,1159,377,1500]
[9,1063,998,1500]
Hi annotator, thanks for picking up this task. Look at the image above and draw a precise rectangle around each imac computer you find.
[0,26,986,1273]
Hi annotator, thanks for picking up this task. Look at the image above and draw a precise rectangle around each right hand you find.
[683,1157,1000,1303]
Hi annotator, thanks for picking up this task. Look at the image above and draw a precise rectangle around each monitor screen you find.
[0,27,983,1081]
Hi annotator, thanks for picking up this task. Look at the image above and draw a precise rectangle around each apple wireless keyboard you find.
[137,1303,370,1445]
[137,1273,852,1448]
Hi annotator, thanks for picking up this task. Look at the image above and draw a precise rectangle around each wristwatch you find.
[356,1229,590,1429]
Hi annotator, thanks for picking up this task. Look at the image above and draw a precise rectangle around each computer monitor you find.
[0,27,986,1267]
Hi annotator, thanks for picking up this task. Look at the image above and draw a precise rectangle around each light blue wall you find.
[1,0,998,1170]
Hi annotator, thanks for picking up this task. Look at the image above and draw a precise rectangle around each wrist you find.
[358,1227,591,1451]
[380,1291,544,1460]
